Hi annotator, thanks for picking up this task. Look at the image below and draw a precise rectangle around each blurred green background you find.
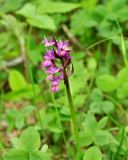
[1,0,128,160]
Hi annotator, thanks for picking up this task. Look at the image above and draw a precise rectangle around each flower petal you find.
[46,65,60,73]
[42,59,52,67]
[43,37,55,47]
[51,85,59,92]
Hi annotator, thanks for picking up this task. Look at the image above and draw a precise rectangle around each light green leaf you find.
[17,3,56,31]
[83,146,102,160]
[21,105,35,117]
[48,122,63,133]
[20,127,40,152]
[96,75,118,92]
[117,82,128,99]
[27,15,56,31]
[90,101,115,114]
[83,114,98,133]
[95,130,114,146]
[11,138,22,149]
[17,3,36,18]
[98,117,108,129]
[91,88,103,102]
[9,70,27,91]
[87,57,97,71]
[79,131,94,147]
[0,0,24,13]
[4,84,41,101]
[3,150,28,160]
[37,2,81,14]
[15,115,25,129]
[30,151,51,160]
[81,0,98,11]
[41,144,48,153]
[117,68,128,85]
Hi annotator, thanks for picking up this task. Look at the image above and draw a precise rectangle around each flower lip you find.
[43,37,55,46]
[51,85,59,92]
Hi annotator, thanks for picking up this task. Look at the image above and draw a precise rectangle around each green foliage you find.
[0,0,25,13]
[83,146,102,160]
[1,0,128,159]
[117,67,128,85]
[17,3,56,31]
[37,1,81,14]
[80,114,114,147]
[5,105,35,130]
[3,127,51,160]
[20,127,40,151]
[4,70,41,101]
[96,75,118,92]
[17,1,81,31]
[3,150,28,160]
[39,108,63,133]
[27,15,56,31]
[90,101,115,114]
[9,70,27,91]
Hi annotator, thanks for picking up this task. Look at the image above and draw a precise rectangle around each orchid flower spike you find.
[42,37,73,92]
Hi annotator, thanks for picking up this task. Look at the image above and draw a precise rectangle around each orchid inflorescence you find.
[42,37,73,92]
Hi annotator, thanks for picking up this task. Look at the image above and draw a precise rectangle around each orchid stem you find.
[64,73,80,155]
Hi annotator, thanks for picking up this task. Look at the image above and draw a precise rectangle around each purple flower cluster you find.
[42,37,72,92]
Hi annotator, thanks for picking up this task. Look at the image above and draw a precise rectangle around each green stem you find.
[26,25,43,129]
[51,93,67,144]
[0,89,4,116]
[64,73,80,154]
[116,20,128,67]
[115,127,125,160]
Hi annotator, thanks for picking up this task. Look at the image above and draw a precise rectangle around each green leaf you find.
[37,2,81,14]
[17,3,36,18]
[87,57,97,71]
[95,130,114,146]
[117,68,128,85]
[70,10,97,36]
[27,15,56,31]
[98,117,108,129]
[48,120,63,133]
[9,70,27,91]
[21,105,35,117]
[91,88,103,102]
[4,84,41,101]
[117,82,128,99]
[30,151,51,160]
[41,144,48,153]
[81,0,98,11]
[83,146,102,160]
[83,114,98,133]
[96,75,118,92]
[90,101,115,114]
[20,127,40,152]
[11,138,22,149]
[79,131,94,147]
[0,0,24,13]
[3,150,28,160]
[17,3,56,31]
[15,114,25,129]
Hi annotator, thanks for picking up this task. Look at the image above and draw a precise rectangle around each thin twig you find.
[62,24,92,56]
[18,39,29,80]
[0,56,23,70]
